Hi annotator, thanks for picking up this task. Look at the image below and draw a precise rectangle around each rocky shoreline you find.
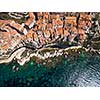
[0,47,26,64]
[0,45,99,66]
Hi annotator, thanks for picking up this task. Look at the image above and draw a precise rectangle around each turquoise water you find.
[0,52,100,87]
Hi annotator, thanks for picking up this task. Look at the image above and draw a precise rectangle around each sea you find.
[0,51,100,87]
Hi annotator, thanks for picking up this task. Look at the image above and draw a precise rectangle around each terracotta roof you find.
[65,16,77,26]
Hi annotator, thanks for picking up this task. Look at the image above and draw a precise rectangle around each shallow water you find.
[0,52,100,87]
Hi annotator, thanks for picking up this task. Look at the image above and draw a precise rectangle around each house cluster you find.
[25,12,92,48]
[0,12,92,55]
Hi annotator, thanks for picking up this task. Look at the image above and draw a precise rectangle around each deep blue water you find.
[0,52,100,87]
